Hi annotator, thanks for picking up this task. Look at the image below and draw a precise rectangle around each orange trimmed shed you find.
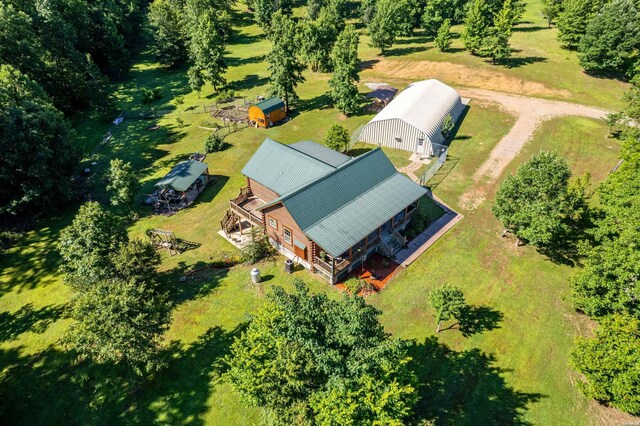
[248,97,286,128]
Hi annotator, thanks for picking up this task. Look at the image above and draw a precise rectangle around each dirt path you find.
[397,160,423,183]
[457,88,610,210]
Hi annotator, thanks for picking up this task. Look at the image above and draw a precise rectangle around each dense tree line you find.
[0,0,146,113]
[0,1,146,217]
[567,76,640,415]
[0,66,79,216]
[557,0,640,77]
[149,0,233,92]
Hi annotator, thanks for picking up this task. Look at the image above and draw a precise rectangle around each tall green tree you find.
[110,239,162,285]
[0,65,78,216]
[186,9,228,92]
[107,159,137,207]
[253,0,293,28]
[571,133,640,318]
[226,280,417,424]
[299,4,343,72]
[360,0,377,24]
[266,11,306,110]
[463,0,491,54]
[541,0,563,27]
[64,276,171,376]
[429,284,467,332]
[149,0,189,67]
[422,0,469,35]
[435,19,453,52]
[58,202,128,290]
[329,25,361,115]
[481,0,513,62]
[556,0,607,49]
[307,0,325,19]
[578,0,640,77]
[492,151,585,247]
[571,314,640,415]
[0,2,105,112]
[368,0,410,54]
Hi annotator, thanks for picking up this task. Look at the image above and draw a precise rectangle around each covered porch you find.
[311,200,418,284]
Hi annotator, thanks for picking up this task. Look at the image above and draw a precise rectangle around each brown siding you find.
[262,202,311,259]
[249,179,279,202]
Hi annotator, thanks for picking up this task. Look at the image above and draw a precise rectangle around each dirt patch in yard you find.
[364,59,572,99]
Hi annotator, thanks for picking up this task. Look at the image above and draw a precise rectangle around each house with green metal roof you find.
[221,138,427,284]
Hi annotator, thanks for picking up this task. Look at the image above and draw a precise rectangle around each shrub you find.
[405,208,427,240]
[141,88,163,105]
[344,277,373,295]
[242,227,275,264]
[214,89,236,102]
[204,134,229,153]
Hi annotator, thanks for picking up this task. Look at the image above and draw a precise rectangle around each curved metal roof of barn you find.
[366,79,461,140]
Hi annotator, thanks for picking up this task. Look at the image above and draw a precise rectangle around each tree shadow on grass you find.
[227,55,265,67]
[230,74,269,92]
[0,211,76,297]
[0,325,244,424]
[500,55,547,69]
[457,305,504,337]
[513,25,549,33]
[130,325,244,425]
[346,146,374,157]
[161,261,230,306]
[296,93,333,113]
[408,337,545,425]
[384,46,429,57]
[359,59,380,70]
[0,303,67,343]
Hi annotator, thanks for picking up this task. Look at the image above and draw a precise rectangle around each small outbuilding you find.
[359,79,464,155]
[151,160,210,212]
[248,97,286,128]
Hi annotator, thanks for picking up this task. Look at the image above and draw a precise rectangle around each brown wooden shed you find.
[248,97,286,128]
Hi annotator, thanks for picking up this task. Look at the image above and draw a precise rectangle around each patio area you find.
[336,253,402,293]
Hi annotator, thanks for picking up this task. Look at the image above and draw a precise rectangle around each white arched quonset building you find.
[359,79,464,155]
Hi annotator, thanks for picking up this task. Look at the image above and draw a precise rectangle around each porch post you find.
[330,257,335,285]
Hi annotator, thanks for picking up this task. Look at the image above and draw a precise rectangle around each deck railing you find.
[231,187,251,205]
[314,256,332,275]
[392,227,407,246]
[229,202,263,227]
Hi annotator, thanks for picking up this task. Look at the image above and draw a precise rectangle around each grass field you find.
[0,1,636,424]
[359,0,629,109]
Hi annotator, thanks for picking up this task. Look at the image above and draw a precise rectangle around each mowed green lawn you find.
[0,5,631,425]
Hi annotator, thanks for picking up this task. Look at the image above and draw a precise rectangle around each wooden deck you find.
[335,253,401,293]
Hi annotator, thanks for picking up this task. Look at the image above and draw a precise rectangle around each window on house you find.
[418,138,424,146]
[283,227,292,244]
[269,217,277,229]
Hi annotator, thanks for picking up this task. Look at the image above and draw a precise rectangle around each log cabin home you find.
[221,138,427,284]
